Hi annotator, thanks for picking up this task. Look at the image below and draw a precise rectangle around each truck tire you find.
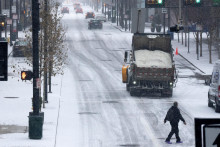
[130,88,135,96]
[130,88,140,96]
[162,89,173,97]
[126,84,130,91]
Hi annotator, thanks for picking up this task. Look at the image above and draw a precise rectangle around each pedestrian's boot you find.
[165,139,172,144]
[176,140,183,143]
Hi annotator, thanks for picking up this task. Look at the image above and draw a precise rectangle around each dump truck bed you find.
[132,33,172,53]
[134,66,175,81]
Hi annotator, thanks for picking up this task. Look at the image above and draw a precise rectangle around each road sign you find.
[203,125,220,147]
[162,8,167,13]
[196,24,203,31]
[195,118,220,147]
[6,18,12,25]
[12,6,16,13]
[36,78,41,89]
[2,9,10,17]
[124,14,129,19]
[12,14,18,20]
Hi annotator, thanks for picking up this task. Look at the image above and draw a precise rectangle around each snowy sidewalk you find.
[0,18,219,147]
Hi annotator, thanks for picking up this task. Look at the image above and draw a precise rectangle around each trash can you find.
[167,30,174,40]
[28,112,44,139]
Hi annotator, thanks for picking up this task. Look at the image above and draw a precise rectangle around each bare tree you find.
[12,1,68,100]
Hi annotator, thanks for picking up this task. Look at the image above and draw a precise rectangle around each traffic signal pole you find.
[43,0,48,103]
[28,0,43,139]
[32,0,40,116]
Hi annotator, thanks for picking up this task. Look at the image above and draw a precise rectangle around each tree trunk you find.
[200,32,202,57]
[209,33,212,64]
[196,32,199,55]
[182,31,183,45]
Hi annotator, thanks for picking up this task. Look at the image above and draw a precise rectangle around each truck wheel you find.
[130,88,137,96]
[130,88,140,96]
[162,89,173,97]
[126,84,130,91]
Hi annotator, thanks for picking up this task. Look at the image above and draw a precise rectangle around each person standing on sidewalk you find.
[164,101,186,144]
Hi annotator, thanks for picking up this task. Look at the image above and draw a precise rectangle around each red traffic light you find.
[21,71,33,80]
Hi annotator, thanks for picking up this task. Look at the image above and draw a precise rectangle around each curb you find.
[178,53,206,74]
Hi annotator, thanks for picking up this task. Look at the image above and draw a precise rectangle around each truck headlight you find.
[170,82,173,85]
[133,81,137,85]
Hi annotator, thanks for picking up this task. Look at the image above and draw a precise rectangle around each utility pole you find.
[43,0,48,103]
[10,0,12,45]
[178,0,182,43]
[0,0,2,15]
[29,0,43,139]
[116,0,118,26]
[16,0,18,39]
[23,0,26,30]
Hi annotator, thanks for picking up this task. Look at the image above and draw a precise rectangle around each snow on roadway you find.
[0,3,220,147]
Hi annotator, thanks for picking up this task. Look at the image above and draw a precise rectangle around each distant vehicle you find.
[208,60,220,112]
[61,7,69,13]
[88,19,103,29]
[13,39,31,57]
[76,7,83,13]
[74,3,81,10]
[85,12,95,19]
[95,14,107,22]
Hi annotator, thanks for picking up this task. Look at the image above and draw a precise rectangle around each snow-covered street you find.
[0,3,220,147]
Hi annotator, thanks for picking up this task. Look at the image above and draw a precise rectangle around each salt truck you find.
[122,33,177,97]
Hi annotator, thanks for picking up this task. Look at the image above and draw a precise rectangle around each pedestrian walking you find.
[164,101,186,144]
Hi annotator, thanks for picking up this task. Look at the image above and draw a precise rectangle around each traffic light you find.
[170,25,184,33]
[184,0,202,6]
[0,15,6,31]
[213,0,220,6]
[21,71,33,80]
[0,41,8,81]
[146,0,165,8]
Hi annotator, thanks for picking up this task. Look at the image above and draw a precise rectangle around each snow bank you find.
[134,50,172,68]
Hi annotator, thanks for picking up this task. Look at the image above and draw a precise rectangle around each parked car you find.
[85,12,95,19]
[61,7,69,14]
[95,14,107,22]
[208,60,220,112]
[76,7,83,13]
[13,39,31,57]
[88,19,103,29]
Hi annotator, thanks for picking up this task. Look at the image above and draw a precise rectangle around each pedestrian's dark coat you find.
[164,106,185,123]
[164,105,186,143]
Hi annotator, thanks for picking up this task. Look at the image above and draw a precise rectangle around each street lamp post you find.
[28,0,44,139]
